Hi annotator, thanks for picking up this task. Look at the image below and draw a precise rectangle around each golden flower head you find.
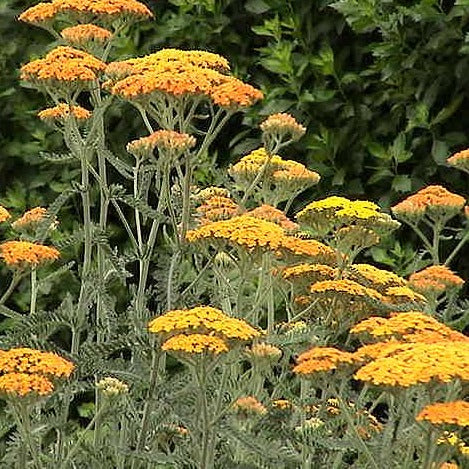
[0,206,11,223]
[354,342,469,387]
[38,103,91,122]
[347,264,407,293]
[60,24,112,46]
[194,186,230,201]
[148,305,260,342]
[260,113,306,142]
[353,341,414,364]
[447,148,469,173]
[232,396,267,415]
[96,377,129,396]
[209,77,263,108]
[162,333,229,355]
[417,401,469,427]
[18,2,59,26]
[281,263,336,285]
[127,130,196,158]
[11,207,54,232]
[247,342,282,362]
[0,241,60,268]
[271,399,294,410]
[196,196,239,225]
[277,236,338,265]
[0,372,53,397]
[293,347,355,376]
[0,347,74,378]
[350,312,469,344]
[391,185,465,222]
[409,265,464,297]
[384,286,427,307]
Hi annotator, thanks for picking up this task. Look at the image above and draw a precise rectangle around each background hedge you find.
[2,0,469,277]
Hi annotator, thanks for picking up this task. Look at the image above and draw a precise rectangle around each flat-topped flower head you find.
[350,312,469,343]
[209,77,263,108]
[409,265,464,297]
[347,264,407,293]
[229,147,284,183]
[354,342,469,387]
[247,205,298,232]
[384,286,427,308]
[61,24,112,46]
[277,236,338,265]
[18,2,59,27]
[12,207,57,234]
[247,343,282,362]
[353,341,414,364]
[148,306,260,341]
[281,263,336,284]
[196,196,239,225]
[310,279,384,302]
[127,130,196,158]
[0,373,53,397]
[96,377,129,396]
[194,186,230,201]
[271,160,320,193]
[0,241,59,268]
[0,347,74,378]
[21,46,105,92]
[0,206,11,223]
[38,103,91,123]
[260,113,306,142]
[417,401,469,427]
[293,347,355,376]
[162,333,229,355]
[447,148,469,173]
[232,396,267,416]
[392,185,465,222]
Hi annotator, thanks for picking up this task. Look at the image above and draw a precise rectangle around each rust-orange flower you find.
[38,103,92,121]
[0,240,60,267]
[0,372,54,397]
[416,401,469,427]
[409,265,464,296]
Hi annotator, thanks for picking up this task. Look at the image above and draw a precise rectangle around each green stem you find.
[30,267,37,315]
[0,271,24,305]
[14,402,41,469]
[445,229,469,265]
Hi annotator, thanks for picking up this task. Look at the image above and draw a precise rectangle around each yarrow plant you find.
[0,1,466,468]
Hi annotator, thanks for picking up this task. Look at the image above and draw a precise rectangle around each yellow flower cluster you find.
[350,312,469,343]
[417,401,469,427]
[409,265,464,297]
[162,334,229,355]
[354,342,469,387]
[297,196,399,238]
[38,103,92,122]
[194,186,230,201]
[0,206,11,223]
[384,286,427,307]
[281,263,336,284]
[0,240,60,268]
[148,306,259,341]
[196,195,239,225]
[19,0,153,26]
[347,264,407,293]
[293,347,355,376]
[438,432,469,457]
[310,279,384,302]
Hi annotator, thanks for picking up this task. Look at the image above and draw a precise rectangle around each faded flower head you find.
[233,396,267,416]
[96,377,129,396]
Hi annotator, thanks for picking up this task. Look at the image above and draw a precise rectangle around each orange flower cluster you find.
[210,78,264,108]
[161,334,229,355]
[447,148,469,173]
[392,185,465,221]
[0,240,60,268]
[12,207,48,231]
[19,0,153,26]
[281,263,336,284]
[0,373,53,397]
[127,130,196,157]
[0,347,74,398]
[351,312,469,343]
[260,113,306,141]
[0,206,11,223]
[196,196,239,225]
[409,265,464,296]
[247,205,298,232]
[417,401,469,427]
[38,103,92,121]
[232,396,267,415]
[21,46,105,85]
[61,24,112,45]
[310,279,384,302]
[276,236,337,264]
[293,347,355,375]
[354,342,469,387]
[353,341,414,363]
